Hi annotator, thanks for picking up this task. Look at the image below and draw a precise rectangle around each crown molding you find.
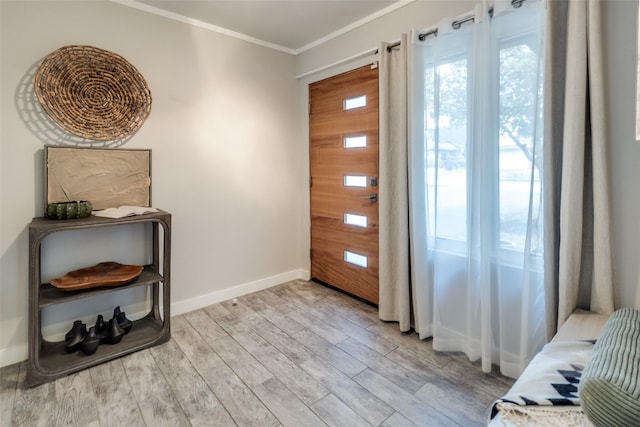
[111,0,415,55]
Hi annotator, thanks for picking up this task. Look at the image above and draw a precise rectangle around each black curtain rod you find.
[386,0,525,52]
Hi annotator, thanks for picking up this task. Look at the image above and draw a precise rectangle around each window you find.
[344,250,367,268]
[409,0,547,380]
[424,55,468,243]
[344,135,367,148]
[343,175,368,188]
[497,39,543,253]
[344,213,367,228]
[421,22,544,257]
[343,95,366,110]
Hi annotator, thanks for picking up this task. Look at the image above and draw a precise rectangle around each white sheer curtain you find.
[409,0,547,377]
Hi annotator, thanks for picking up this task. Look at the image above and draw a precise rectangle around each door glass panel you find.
[344,135,367,148]
[344,213,367,228]
[344,175,367,188]
[344,95,366,110]
[344,250,368,268]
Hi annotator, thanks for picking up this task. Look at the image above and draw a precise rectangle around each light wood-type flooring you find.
[0,280,513,426]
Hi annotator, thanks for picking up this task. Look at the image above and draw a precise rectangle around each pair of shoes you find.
[81,316,122,355]
[99,306,133,348]
[93,313,126,344]
[63,306,133,356]
[64,319,101,355]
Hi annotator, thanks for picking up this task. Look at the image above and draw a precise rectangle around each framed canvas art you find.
[45,146,151,211]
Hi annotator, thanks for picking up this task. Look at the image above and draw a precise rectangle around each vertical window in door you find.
[344,135,367,148]
[344,250,368,268]
[344,213,368,228]
[344,175,368,188]
[344,95,367,110]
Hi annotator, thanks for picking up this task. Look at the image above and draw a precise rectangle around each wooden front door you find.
[309,64,379,304]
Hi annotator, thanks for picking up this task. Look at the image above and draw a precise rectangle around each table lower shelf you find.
[28,314,170,387]
[38,265,163,308]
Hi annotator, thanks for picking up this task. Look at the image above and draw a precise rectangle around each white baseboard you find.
[0,269,309,368]
[0,344,28,370]
[171,269,308,316]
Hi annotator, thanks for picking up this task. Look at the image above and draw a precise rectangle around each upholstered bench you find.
[488,309,610,426]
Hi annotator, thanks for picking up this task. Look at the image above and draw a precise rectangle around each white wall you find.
[0,0,303,366]
[295,0,475,78]
[603,0,640,309]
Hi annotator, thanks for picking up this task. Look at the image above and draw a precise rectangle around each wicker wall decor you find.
[34,45,152,141]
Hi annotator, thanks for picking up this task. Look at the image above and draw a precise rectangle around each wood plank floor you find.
[0,280,513,426]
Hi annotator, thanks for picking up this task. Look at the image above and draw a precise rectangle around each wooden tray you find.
[50,262,143,291]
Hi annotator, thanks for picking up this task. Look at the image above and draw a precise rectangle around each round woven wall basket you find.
[34,45,152,141]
